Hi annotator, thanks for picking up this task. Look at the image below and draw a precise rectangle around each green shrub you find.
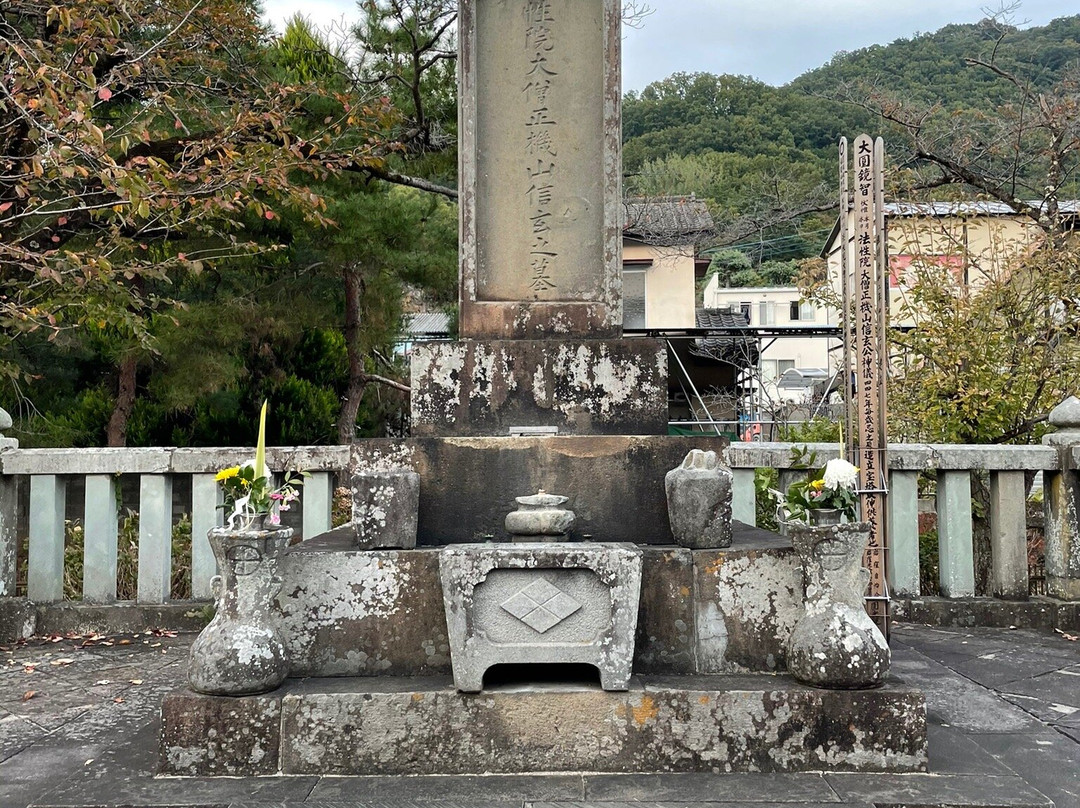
[62,512,193,601]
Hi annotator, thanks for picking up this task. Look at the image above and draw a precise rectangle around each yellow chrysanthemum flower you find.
[215,466,241,482]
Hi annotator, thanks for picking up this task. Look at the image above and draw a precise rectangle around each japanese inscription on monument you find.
[474,0,605,302]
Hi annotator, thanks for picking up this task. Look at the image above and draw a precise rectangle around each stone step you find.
[161,674,927,777]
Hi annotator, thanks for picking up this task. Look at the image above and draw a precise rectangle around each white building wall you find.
[703,279,841,404]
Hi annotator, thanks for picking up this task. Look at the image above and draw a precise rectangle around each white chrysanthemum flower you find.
[822,458,859,491]
[241,459,272,481]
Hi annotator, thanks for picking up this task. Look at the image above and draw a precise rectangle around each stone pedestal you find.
[351,435,728,545]
[349,468,419,549]
[410,339,668,436]
[271,526,801,679]
[439,542,642,691]
[161,675,928,776]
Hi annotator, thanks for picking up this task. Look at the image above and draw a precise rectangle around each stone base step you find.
[161,674,927,777]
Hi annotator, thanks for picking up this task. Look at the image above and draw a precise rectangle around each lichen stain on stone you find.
[631,695,659,725]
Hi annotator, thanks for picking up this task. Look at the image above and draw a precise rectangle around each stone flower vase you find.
[786,521,890,689]
[187,523,292,695]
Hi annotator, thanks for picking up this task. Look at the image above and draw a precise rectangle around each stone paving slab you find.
[231,802,521,808]
[307,775,585,803]
[529,804,869,808]
[823,773,1054,806]
[924,724,1016,775]
[890,652,1042,733]
[31,777,322,808]
[966,731,1080,808]
[950,649,1080,689]
[579,774,840,802]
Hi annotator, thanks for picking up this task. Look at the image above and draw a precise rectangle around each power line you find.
[703,227,834,255]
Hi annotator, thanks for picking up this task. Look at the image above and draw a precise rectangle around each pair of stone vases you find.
[786,520,890,689]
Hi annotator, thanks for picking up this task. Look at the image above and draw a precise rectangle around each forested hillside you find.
[623,14,1080,264]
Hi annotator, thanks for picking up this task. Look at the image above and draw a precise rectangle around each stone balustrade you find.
[0,446,348,603]
[728,442,1066,600]
[0,440,1075,606]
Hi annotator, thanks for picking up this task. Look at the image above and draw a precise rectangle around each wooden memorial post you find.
[840,135,889,632]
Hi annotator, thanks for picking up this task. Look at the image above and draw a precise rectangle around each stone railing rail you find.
[0,440,1072,605]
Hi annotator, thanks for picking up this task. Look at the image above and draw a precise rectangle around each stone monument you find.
[410,0,668,437]
[163,0,928,777]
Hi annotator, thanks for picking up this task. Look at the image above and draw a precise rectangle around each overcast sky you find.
[261,0,1074,90]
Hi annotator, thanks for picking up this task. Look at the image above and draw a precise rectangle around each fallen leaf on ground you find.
[1055,629,1079,641]
[50,658,74,666]
[22,691,35,701]
[118,639,131,646]
[129,679,143,685]
[113,697,124,704]
[94,679,111,686]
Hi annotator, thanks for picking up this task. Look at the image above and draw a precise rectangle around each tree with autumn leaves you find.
[1,0,457,445]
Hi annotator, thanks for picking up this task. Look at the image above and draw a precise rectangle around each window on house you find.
[759,301,775,325]
[739,302,751,322]
[762,358,796,383]
[789,301,816,321]
[623,269,647,329]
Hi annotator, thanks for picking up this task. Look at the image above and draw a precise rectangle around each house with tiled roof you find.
[622,196,715,330]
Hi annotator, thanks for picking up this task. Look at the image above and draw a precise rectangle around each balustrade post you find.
[1043,397,1080,601]
[0,475,16,598]
[302,472,333,540]
[731,468,756,527]
[190,474,221,600]
[989,470,1029,600]
[137,474,173,604]
[28,475,66,602]
[937,471,975,597]
[83,475,119,602]
[887,470,920,596]
[0,413,18,597]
